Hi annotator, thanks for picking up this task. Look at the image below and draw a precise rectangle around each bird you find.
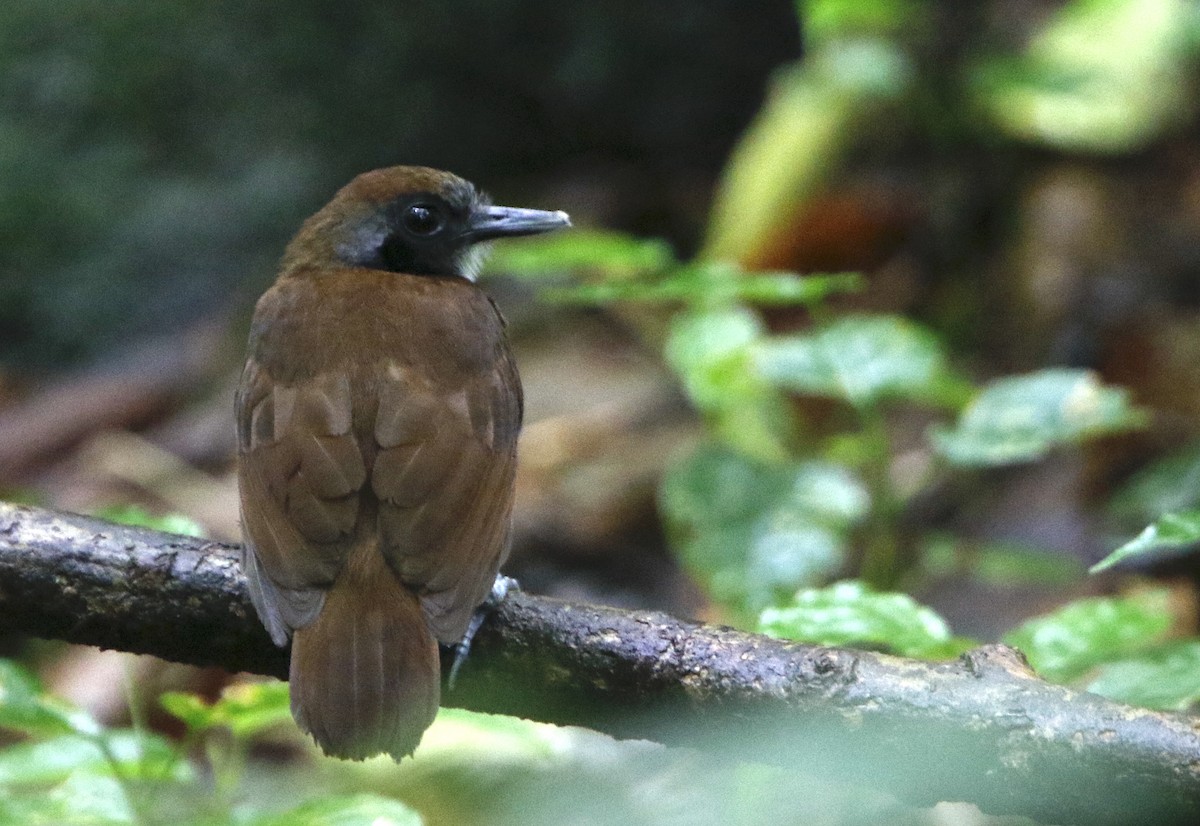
[235,165,569,760]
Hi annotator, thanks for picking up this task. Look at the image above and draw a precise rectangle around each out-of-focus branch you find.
[0,501,1197,825]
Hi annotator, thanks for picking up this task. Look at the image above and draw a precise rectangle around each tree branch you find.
[0,501,1197,824]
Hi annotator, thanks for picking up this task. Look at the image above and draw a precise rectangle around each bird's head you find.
[282,166,570,281]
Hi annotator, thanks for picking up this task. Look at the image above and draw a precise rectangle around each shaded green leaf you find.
[661,444,867,614]
[933,369,1145,467]
[1003,590,1173,683]
[916,535,1085,586]
[971,542,1086,587]
[0,660,100,738]
[252,793,421,826]
[755,314,971,410]
[1086,639,1200,711]
[1108,441,1200,523]
[758,580,973,658]
[1091,510,1200,573]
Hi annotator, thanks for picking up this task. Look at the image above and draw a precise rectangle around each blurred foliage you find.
[661,445,867,617]
[93,504,207,539]
[0,662,424,825]
[916,536,1086,588]
[6,0,1200,820]
[757,580,972,658]
[0,0,800,368]
[972,0,1200,153]
[754,314,971,410]
[1,662,913,825]
[1093,510,1200,573]
[1002,590,1174,683]
[507,227,1147,601]
[489,0,1200,718]
[932,369,1146,467]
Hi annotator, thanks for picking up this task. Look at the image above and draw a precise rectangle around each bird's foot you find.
[448,575,518,689]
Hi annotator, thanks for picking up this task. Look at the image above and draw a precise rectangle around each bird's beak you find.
[465,205,571,242]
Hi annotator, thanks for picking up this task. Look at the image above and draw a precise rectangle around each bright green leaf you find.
[158,691,215,733]
[973,0,1199,154]
[758,580,974,658]
[545,263,862,307]
[803,0,915,46]
[1003,590,1173,683]
[755,314,970,410]
[1091,510,1200,573]
[661,444,867,614]
[1086,639,1200,711]
[252,793,421,826]
[933,369,1145,467]
[161,680,291,738]
[94,504,206,539]
[485,229,675,279]
[702,45,910,263]
[665,307,794,459]
[666,306,764,410]
[33,771,134,825]
[0,731,184,788]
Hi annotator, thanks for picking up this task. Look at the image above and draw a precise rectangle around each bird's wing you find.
[236,358,367,646]
[371,352,522,643]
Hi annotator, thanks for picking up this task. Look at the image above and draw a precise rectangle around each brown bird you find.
[236,166,569,759]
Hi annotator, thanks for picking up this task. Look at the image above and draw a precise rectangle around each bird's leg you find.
[448,575,518,688]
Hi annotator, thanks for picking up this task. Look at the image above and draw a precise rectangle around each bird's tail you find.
[289,546,439,760]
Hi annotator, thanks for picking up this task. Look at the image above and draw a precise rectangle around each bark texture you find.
[0,501,1197,824]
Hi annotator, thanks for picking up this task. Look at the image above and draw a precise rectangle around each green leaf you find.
[0,732,184,790]
[161,680,291,738]
[1003,590,1173,683]
[1091,510,1200,573]
[917,535,1086,586]
[661,444,867,614]
[804,0,915,46]
[1108,440,1200,522]
[754,314,971,410]
[252,794,422,826]
[701,45,910,263]
[485,229,675,279]
[758,580,973,658]
[972,0,1199,154]
[93,504,206,539]
[24,770,134,825]
[545,262,862,307]
[665,307,794,459]
[0,659,101,738]
[932,369,1145,467]
[971,542,1086,586]
[1086,639,1200,711]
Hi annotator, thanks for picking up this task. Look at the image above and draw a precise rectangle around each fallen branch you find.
[0,501,1196,824]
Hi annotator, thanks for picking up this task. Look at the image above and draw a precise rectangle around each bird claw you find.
[448,575,518,689]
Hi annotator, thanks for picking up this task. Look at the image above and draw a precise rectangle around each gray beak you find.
[466,205,571,242]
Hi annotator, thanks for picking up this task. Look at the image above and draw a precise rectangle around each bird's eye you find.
[402,203,444,236]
